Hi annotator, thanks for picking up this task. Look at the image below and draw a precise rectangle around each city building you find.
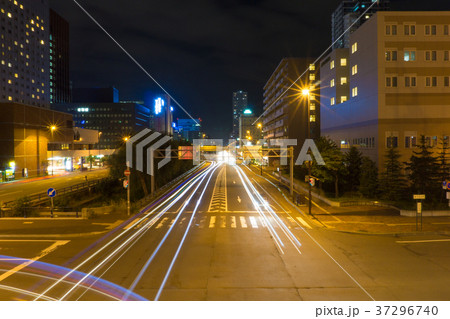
[0,0,50,107]
[320,11,450,169]
[0,102,73,179]
[52,87,151,149]
[332,0,390,49]
[176,118,202,143]
[153,94,173,136]
[262,58,319,157]
[239,108,263,146]
[49,9,70,104]
[231,90,248,139]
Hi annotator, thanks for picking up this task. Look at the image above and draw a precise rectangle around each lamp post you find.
[50,125,57,176]
[302,89,312,215]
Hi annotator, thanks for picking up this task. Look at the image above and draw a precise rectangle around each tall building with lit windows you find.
[231,90,247,139]
[263,58,320,158]
[331,0,390,49]
[321,11,450,170]
[49,9,70,104]
[0,0,50,107]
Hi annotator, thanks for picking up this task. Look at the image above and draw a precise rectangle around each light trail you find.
[236,166,303,255]
[243,165,376,301]
[58,163,218,301]
[0,284,56,301]
[34,164,212,301]
[124,162,220,300]
[154,162,221,300]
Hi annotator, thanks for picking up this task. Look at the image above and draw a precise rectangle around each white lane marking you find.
[156,217,169,229]
[237,196,241,203]
[23,222,33,224]
[209,216,216,228]
[296,217,312,229]
[0,240,70,283]
[181,217,186,224]
[168,219,175,227]
[123,219,140,230]
[240,216,247,228]
[230,216,236,228]
[106,220,124,230]
[133,218,149,229]
[396,239,450,244]
[220,216,226,228]
[259,216,267,228]
[249,216,258,228]
[198,216,207,228]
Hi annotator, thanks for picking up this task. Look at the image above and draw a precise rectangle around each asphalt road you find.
[0,163,449,301]
[0,168,109,203]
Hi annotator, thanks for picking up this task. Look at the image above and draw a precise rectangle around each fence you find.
[0,206,82,218]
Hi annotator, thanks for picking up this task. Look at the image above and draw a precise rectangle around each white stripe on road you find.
[240,216,247,228]
[249,216,258,228]
[230,216,236,228]
[296,217,312,229]
[209,216,216,228]
[220,216,226,228]
[396,239,450,244]
[123,219,140,230]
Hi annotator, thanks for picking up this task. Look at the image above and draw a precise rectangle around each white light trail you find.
[154,162,220,300]
[34,164,211,301]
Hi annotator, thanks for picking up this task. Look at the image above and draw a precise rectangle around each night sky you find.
[49,0,450,139]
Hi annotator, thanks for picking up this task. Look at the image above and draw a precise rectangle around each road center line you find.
[396,239,450,244]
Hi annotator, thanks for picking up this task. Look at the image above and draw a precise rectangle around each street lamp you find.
[302,88,312,215]
[50,125,57,176]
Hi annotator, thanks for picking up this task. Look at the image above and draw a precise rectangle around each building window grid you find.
[404,24,416,36]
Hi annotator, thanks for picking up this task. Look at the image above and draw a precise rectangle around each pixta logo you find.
[126,129,172,176]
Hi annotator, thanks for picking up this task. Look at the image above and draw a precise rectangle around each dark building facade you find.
[52,88,151,149]
[0,102,73,178]
[332,0,390,49]
[49,9,70,104]
[73,87,119,103]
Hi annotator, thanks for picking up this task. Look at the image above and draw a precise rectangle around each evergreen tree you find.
[344,146,362,192]
[437,136,450,202]
[359,157,378,198]
[312,137,347,198]
[405,135,440,201]
[379,146,406,201]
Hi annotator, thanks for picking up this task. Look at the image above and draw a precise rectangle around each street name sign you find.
[413,194,425,200]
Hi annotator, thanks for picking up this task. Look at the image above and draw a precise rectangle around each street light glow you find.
[302,88,310,96]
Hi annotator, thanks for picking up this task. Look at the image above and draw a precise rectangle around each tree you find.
[312,137,347,198]
[437,136,450,202]
[379,146,406,201]
[344,146,362,192]
[359,157,378,198]
[405,135,441,201]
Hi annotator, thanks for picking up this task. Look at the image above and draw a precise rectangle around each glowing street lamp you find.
[49,125,58,176]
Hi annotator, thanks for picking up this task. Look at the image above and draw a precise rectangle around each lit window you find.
[310,102,315,111]
[309,73,315,81]
[310,115,316,122]
[352,87,358,97]
[351,42,358,54]
[404,50,416,61]
[309,64,315,71]
[8,96,12,101]
[331,97,335,106]
[330,79,335,87]
[40,40,44,45]
[340,58,347,66]
[330,60,335,69]
[7,12,12,18]
[340,96,347,103]
[14,73,18,78]
[352,65,358,75]
[340,77,347,85]
[31,19,34,24]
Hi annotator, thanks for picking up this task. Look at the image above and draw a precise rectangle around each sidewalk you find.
[251,164,450,235]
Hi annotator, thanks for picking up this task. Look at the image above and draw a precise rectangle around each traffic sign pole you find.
[126,162,130,216]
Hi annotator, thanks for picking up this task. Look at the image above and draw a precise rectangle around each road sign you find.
[123,180,129,189]
[417,202,422,214]
[309,177,315,187]
[47,188,56,198]
[178,146,193,160]
[443,181,448,189]
[413,194,425,200]
[124,169,131,176]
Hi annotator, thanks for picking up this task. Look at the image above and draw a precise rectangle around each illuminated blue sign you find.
[172,122,176,128]
[154,97,164,115]
[243,109,252,114]
[170,106,174,112]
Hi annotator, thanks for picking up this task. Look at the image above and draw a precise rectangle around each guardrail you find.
[3,178,106,208]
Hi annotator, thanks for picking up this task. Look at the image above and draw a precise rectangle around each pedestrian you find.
[85,175,88,182]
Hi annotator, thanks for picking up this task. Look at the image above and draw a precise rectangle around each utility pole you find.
[290,146,294,198]
[308,161,312,215]
[126,161,130,216]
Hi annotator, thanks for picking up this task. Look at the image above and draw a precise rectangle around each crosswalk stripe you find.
[260,217,267,228]
[230,216,236,228]
[249,216,258,228]
[220,216,226,228]
[123,218,140,230]
[296,217,312,229]
[209,216,216,228]
[156,217,169,229]
[240,216,247,228]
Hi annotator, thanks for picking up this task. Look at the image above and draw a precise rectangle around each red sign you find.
[178,146,193,160]
[124,169,131,176]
